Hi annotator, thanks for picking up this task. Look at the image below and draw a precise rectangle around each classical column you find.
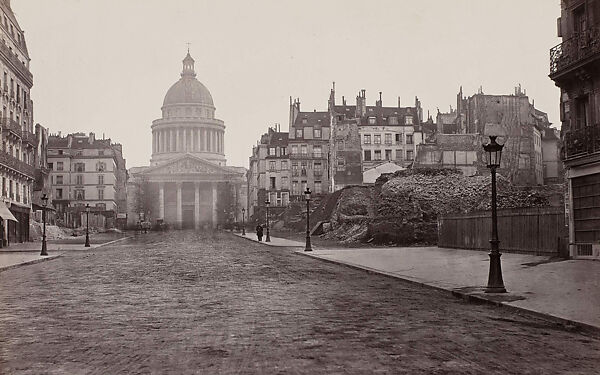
[183,127,188,152]
[212,182,218,228]
[152,131,155,154]
[175,128,180,152]
[176,182,182,228]
[158,182,165,219]
[194,182,200,230]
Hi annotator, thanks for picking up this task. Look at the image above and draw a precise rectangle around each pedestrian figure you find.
[256,224,263,241]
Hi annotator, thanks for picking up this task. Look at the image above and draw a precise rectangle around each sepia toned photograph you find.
[0,0,599,373]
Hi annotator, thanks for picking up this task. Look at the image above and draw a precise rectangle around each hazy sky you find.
[12,0,561,169]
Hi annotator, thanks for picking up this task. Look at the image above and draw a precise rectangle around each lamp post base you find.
[242,227,245,236]
[40,237,48,256]
[85,233,91,247]
[485,251,506,293]
[304,235,312,252]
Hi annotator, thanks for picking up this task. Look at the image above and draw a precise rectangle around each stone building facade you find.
[47,132,127,228]
[0,0,39,245]
[128,52,244,229]
[549,0,600,258]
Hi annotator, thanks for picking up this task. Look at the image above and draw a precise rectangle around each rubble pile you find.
[322,168,563,245]
[29,222,72,241]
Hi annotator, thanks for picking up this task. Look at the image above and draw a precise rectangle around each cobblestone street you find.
[0,231,599,374]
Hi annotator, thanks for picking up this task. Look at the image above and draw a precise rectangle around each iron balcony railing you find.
[0,150,35,177]
[0,39,33,84]
[0,117,22,137]
[550,25,600,75]
[290,152,324,159]
[563,123,600,159]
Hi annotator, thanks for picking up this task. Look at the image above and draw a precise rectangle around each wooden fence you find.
[438,207,567,256]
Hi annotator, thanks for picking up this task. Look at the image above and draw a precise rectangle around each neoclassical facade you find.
[128,52,245,229]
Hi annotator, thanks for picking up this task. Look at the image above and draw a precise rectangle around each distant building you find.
[48,132,127,228]
[128,51,245,229]
[247,125,289,219]
[416,86,559,186]
[549,0,600,258]
[0,0,38,246]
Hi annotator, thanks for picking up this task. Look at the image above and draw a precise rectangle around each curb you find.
[296,251,600,336]
[92,236,132,249]
[0,254,63,273]
[232,233,305,248]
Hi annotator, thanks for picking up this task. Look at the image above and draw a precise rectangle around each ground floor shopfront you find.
[566,161,600,259]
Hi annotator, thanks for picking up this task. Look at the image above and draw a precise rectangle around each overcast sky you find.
[13,0,561,169]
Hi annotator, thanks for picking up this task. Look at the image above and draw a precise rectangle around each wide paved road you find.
[0,231,598,374]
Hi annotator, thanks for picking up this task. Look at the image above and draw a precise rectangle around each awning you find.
[0,202,18,222]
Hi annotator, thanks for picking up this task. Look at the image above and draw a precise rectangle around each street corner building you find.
[549,0,600,259]
[127,51,246,230]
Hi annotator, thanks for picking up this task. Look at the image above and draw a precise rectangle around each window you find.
[1,177,4,196]
[395,134,401,144]
[281,176,289,189]
[96,203,106,210]
[269,161,276,171]
[301,118,307,124]
[291,145,298,155]
[374,134,381,144]
[575,96,588,129]
[98,150,104,156]
[270,177,276,190]
[57,161,64,171]
[48,162,53,170]
[336,158,345,171]
[98,175,104,185]
[406,134,413,144]
[337,141,344,150]
[368,117,376,125]
[364,134,371,144]
[405,116,413,125]
[76,150,82,156]
[389,116,398,125]
[268,147,276,156]
[282,192,290,206]
[314,181,322,194]
[75,189,85,200]
[314,162,323,176]
[58,150,63,155]
[385,133,392,145]
[374,150,382,160]
[281,160,288,170]
[301,180,307,194]
[385,149,392,160]
[301,161,307,176]
[76,175,83,185]
[407,150,414,161]
[280,147,287,156]
[56,188,63,199]
[74,163,84,172]
[364,150,372,161]
[296,129,303,138]
[96,162,106,172]
[301,145,307,155]
[313,145,322,158]
[314,128,321,138]
[56,175,63,185]
[292,181,299,195]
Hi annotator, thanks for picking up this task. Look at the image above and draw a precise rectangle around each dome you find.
[162,52,214,107]
[163,78,214,107]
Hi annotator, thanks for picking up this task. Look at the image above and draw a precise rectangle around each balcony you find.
[0,151,35,177]
[0,39,33,86]
[0,117,22,138]
[22,130,36,146]
[290,152,324,159]
[550,25,600,76]
[563,123,600,160]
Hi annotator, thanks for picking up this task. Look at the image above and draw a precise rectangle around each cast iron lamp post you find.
[40,194,48,256]
[85,204,91,247]
[304,187,312,252]
[241,207,246,236]
[483,135,506,293]
[265,200,271,242]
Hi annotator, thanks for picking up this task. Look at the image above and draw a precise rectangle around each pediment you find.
[144,155,238,176]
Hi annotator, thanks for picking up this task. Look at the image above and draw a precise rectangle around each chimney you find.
[376,92,382,107]
[397,96,401,108]
[356,89,367,117]
[342,96,346,106]
[89,132,95,144]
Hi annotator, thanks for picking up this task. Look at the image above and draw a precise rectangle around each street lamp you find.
[265,199,271,242]
[40,194,48,256]
[304,187,312,251]
[483,135,506,293]
[241,207,246,236]
[85,204,91,247]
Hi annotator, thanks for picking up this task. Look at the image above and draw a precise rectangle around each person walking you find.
[256,224,263,241]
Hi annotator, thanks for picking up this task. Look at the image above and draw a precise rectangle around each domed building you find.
[127,52,246,230]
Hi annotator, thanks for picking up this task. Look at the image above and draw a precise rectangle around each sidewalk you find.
[299,246,600,331]
[234,232,305,247]
[239,233,600,332]
[0,236,131,272]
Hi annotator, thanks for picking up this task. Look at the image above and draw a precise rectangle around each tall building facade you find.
[47,132,127,228]
[128,52,245,229]
[550,0,600,258]
[0,0,37,245]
